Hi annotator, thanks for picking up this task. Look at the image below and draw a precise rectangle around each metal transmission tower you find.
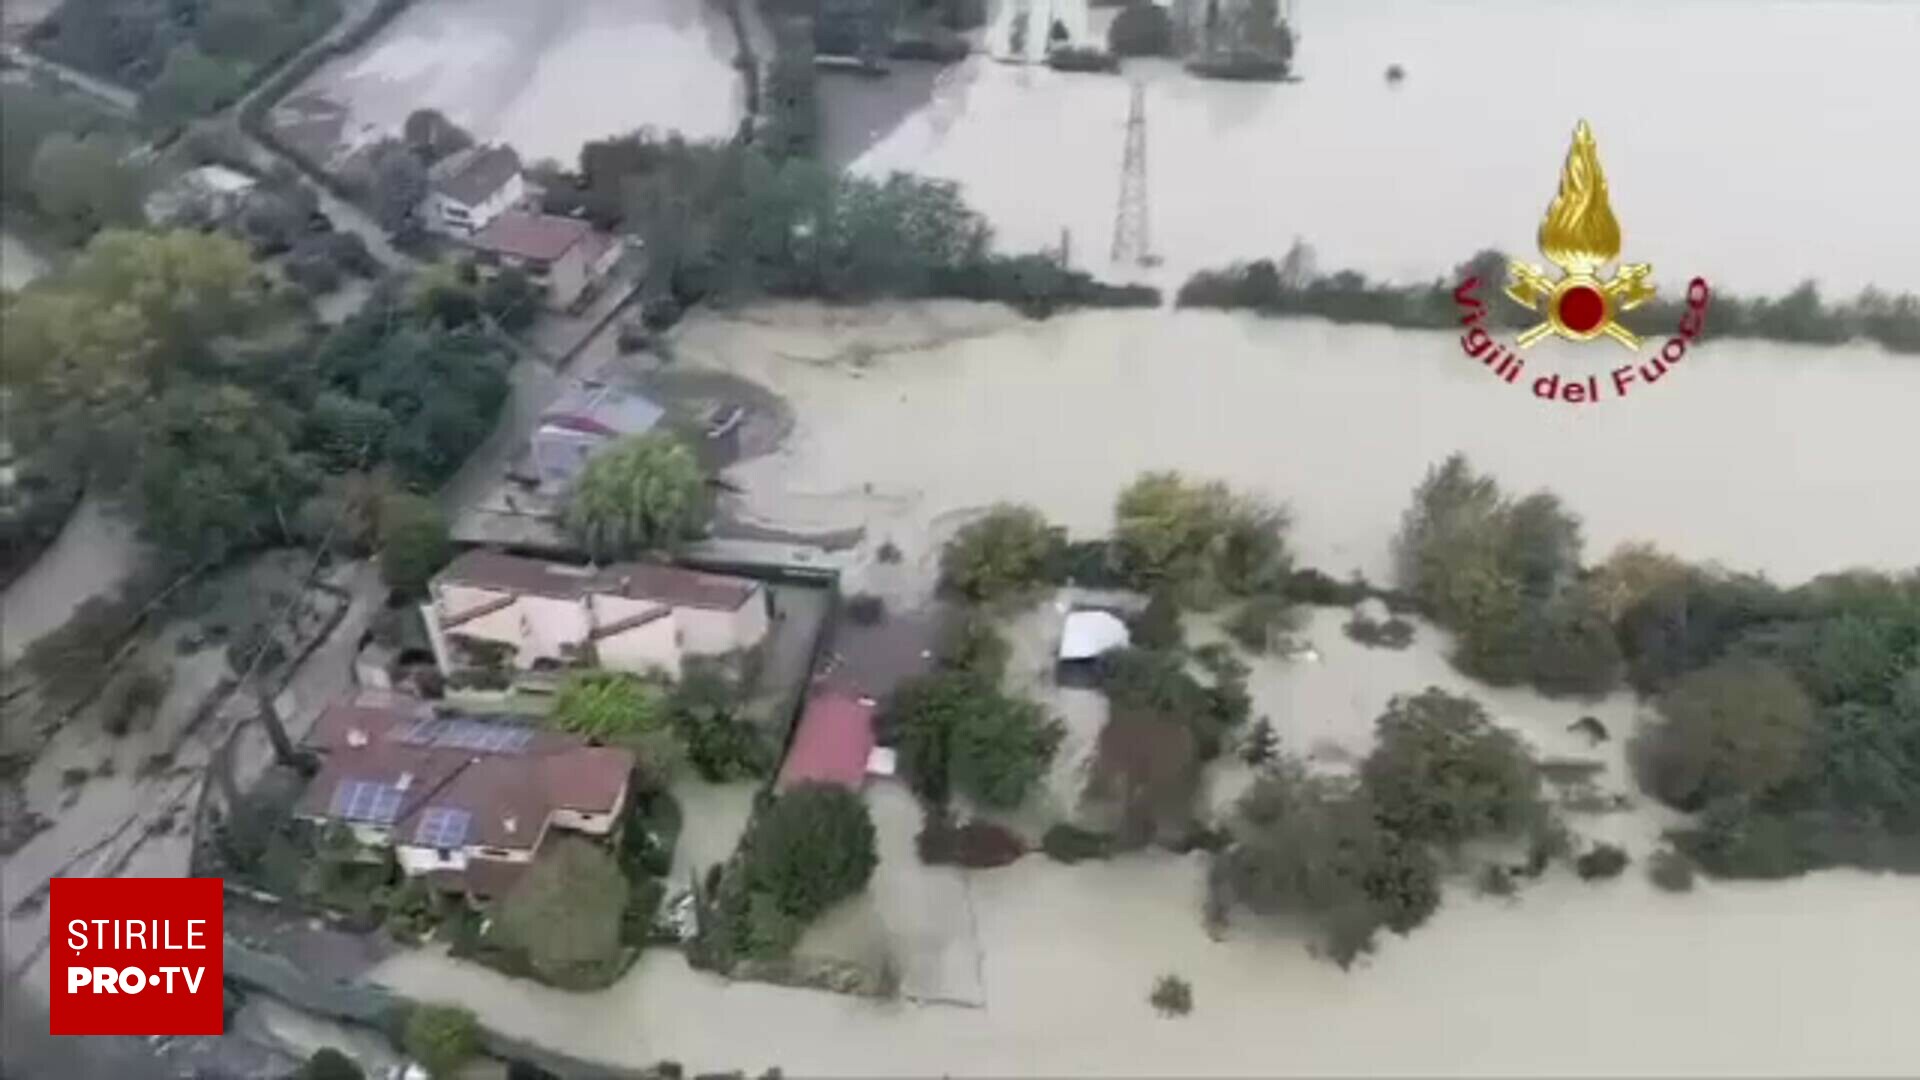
[1111,81,1151,266]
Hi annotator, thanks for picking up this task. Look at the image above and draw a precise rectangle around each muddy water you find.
[306,0,745,163]
[836,0,1920,294]
[373,603,1920,1075]
[681,304,1920,587]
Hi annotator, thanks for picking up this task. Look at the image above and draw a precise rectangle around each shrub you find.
[1361,688,1545,846]
[1477,863,1517,898]
[1108,1,1173,56]
[490,838,630,989]
[1149,974,1193,1016]
[1041,823,1114,864]
[845,593,887,625]
[917,814,1027,868]
[1129,591,1183,651]
[1225,594,1295,653]
[1575,843,1630,881]
[740,785,878,922]
[883,671,1062,806]
[376,494,450,595]
[297,1048,365,1080]
[404,1003,480,1079]
[668,664,770,781]
[1345,614,1415,650]
[876,539,903,564]
[1647,848,1696,892]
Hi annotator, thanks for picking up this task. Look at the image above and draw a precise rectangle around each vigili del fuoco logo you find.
[1454,120,1712,404]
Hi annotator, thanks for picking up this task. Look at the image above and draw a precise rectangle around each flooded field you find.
[677,302,1920,588]
[829,0,1920,294]
[374,601,1920,1075]
[283,0,747,165]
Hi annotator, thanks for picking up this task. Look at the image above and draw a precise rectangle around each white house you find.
[296,693,633,899]
[421,145,525,235]
[421,550,772,685]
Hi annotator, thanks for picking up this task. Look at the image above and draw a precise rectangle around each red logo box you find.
[49,878,224,1036]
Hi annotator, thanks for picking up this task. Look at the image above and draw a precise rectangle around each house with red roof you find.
[296,692,633,899]
[465,210,623,310]
[778,691,877,791]
[422,550,772,686]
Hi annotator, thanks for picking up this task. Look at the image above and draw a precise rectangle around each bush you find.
[1046,46,1119,73]
[297,1048,365,1080]
[667,665,771,782]
[740,785,878,922]
[917,814,1027,868]
[1361,688,1545,846]
[1041,823,1115,864]
[845,593,887,625]
[404,1003,480,1079]
[933,610,1010,680]
[1149,974,1193,1016]
[1108,1,1173,56]
[376,494,450,596]
[1575,843,1630,881]
[1647,849,1696,893]
[1225,594,1295,653]
[884,670,1063,806]
[1129,591,1183,651]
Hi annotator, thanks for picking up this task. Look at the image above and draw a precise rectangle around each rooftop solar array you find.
[395,717,534,754]
[414,806,472,849]
[330,778,404,823]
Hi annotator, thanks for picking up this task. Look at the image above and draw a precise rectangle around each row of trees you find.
[0,82,147,244]
[33,0,342,125]
[534,131,1157,318]
[2,229,507,569]
[1392,452,1920,877]
[1177,242,1920,355]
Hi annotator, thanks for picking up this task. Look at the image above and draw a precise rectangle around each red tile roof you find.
[436,550,758,612]
[470,211,595,262]
[298,694,633,853]
[778,692,875,791]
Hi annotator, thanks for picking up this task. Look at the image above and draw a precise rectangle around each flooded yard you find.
[372,602,1920,1075]
[279,0,748,166]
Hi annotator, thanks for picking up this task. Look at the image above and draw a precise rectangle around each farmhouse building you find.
[422,144,525,235]
[296,693,633,899]
[422,550,771,684]
[466,211,622,310]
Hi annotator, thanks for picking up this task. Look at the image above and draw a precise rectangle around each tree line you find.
[1393,452,1920,878]
[2,229,509,572]
[1178,242,1920,355]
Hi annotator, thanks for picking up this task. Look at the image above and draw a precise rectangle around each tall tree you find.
[1638,657,1816,810]
[561,433,711,560]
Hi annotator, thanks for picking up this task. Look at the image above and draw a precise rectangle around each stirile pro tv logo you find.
[49,877,225,1036]
[1453,120,1712,405]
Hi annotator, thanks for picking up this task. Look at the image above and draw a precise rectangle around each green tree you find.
[938,503,1064,602]
[368,140,427,234]
[1360,688,1544,846]
[26,133,144,238]
[737,783,877,925]
[666,664,769,781]
[1113,472,1289,603]
[883,670,1063,806]
[144,44,246,125]
[1638,657,1816,810]
[402,1004,480,1079]
[1525,585,1623,697]
[1108,0,1173,55]
[561,433,711,559]
[490,836,630,988]
[402,108,475,165]
[136,384,313,563]
[1214,761,1439,967]
[1392,453,1506,621]
[478,267,540,331]
[296,1047,365,1080]
[376,493,450,594]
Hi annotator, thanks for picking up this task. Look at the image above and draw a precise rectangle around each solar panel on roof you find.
[367,785,403,823]
[332,778,404,824]
[414,807,471,848]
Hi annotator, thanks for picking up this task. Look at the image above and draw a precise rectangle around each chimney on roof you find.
[347,728,368,748]
[396,771,414,791]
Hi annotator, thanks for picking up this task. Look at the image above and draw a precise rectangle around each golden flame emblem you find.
[1505,120,1655,350]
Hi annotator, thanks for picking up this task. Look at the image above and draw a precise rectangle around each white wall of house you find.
[515,593,592,665]
[397,843,470,875]
[679,590,771,657]
[424,172,526,235]
[591,613,682,679]
[543,243,592,309]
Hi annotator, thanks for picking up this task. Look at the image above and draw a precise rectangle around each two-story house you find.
[421,145,525,235]
[421,550,772,685]
[465,211,622,310]
[295,692,634,899]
